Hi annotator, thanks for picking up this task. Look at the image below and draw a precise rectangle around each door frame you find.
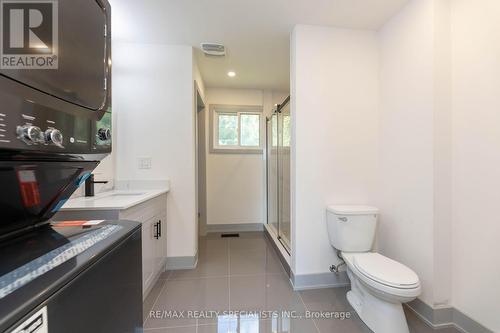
[194,81,207,237]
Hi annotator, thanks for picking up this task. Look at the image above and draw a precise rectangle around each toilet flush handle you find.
[338,217,348,222]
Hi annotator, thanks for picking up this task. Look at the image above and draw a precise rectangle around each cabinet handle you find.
[154,222,160,239]
[158,220,162,237]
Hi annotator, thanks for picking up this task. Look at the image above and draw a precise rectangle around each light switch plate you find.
[138,157,152,169]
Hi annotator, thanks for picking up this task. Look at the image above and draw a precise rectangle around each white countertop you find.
[60,188,169,211]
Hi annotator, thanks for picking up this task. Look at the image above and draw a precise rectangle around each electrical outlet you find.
[138,157,152,169]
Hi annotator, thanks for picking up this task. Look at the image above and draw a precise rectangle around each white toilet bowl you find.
[342,252,421,333]
[325,206,421,333]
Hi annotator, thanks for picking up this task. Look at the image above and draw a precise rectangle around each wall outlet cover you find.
[138,157,152,169]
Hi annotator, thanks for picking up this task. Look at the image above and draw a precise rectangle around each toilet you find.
[326,205,421,333]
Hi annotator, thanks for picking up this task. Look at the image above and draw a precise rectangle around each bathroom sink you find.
[105,192,145,197]
[60,188,169,211]
[92,192,146,200]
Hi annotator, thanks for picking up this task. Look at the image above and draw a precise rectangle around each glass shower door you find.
[267,114,279,236]
[278,100,291,251]
[266,97,291,253]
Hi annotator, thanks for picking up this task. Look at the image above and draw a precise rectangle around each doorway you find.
[195,83,207,237]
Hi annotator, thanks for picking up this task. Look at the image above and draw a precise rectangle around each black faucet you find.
[85,174,109,197]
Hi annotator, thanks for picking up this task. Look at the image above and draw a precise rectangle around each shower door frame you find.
[266,96,291,254]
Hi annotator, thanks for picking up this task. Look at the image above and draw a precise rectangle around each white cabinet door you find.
[154,210,167,273]
[142,217,157,293]
[160,209,168,259]
[155,214,167,273]
[120,193,168,299]
[151,215,162,275]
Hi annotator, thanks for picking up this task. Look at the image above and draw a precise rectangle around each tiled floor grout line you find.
[147,235,292,331]
[144,270,172,327]
[262,234,291,278]
[143,234,447,333]
[143,323,198,331]
[297,290,322,333]
[168,272,286,281]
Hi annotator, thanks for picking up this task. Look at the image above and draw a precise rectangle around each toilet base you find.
[347,271,410,333]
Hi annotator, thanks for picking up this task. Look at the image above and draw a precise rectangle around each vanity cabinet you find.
[120,194,168,299]
[54,191,169,300]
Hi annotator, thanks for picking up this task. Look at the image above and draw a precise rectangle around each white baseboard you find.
[406,298,493,333]
[206,223,264,233]
[166,253,198,270]
[291,271,350,291]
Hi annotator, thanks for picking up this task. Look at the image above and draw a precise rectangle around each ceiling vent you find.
[200,43,226,56]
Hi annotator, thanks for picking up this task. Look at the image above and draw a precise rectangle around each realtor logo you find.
[1,0,58,69]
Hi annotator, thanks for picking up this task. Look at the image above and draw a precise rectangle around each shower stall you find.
[266,96,291,253]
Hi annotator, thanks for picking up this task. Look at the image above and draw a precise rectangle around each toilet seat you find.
[342,252,421,299]
[353,253,420,289]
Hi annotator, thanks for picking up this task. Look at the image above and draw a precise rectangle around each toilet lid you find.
[353,253,420,289]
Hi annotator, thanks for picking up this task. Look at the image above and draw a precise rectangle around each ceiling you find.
[109,0,408,91]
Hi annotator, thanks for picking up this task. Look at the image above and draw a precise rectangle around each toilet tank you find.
[326,206,379,252]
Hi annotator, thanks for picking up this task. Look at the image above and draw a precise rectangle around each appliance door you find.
[0,0,111,115]
[3,226,143,333]
[0,158,98,240]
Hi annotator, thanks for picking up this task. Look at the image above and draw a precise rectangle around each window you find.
[240,114,260,146]
[217,113,238,146]
[211,105,264,153]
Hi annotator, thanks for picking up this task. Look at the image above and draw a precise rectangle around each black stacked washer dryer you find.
[0,1,143,332]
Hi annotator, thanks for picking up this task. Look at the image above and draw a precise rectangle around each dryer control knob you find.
[97,128,111,141]
[17,125,43,144]
[45,128,64,147]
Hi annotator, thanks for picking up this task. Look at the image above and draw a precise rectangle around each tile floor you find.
[143,232,460,333]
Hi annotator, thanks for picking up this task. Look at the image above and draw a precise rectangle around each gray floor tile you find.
[198,317,319,333]
[144,326,196,332]
[311,312,372,333]
[230,242,284,276]
[170,239,229,280]
[234,232,266,239]
[145,276,229,329]
[229,236,268,251]
[143,232,449,333]
[143,278,167,322]
[299,287,353,312]
[229,234,286,276]
[158,270,172,281]
[230,273,304,313]
[300,288,370,333]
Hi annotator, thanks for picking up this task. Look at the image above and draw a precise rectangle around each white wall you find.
[205,88,287,226]
[432,0,453,309]
[377,0,439,306]
[371,0,498,329]
[193,52,206,101]
[291,25,379,275]
[451,0,500,330]
[113,42,197,258]
[256,2,498,330]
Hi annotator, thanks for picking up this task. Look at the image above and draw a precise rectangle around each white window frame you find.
[210,104,264,154]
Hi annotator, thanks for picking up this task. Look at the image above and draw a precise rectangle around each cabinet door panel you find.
[142,217,157,293]
[160,210,168,259]
[153,215,164,274]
